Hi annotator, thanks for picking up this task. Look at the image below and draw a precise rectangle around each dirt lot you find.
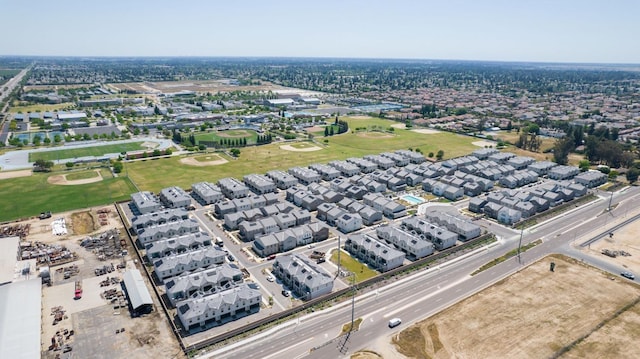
[388,254,640,359]
[586,215,640,275]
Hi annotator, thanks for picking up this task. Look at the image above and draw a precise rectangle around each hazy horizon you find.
[1,0,639,64]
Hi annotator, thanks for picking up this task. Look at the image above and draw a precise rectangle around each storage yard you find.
[1,205,183,359]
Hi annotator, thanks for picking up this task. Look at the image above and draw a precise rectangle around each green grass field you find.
[330,249,378,283]
[9,102,75,113]
[126,128,476,192]
[0,171,137,221]
[29,142,145,162]
[194,129,258,145]
[65,170,100,181]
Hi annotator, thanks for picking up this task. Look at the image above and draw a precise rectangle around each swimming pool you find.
[402,194,425,205]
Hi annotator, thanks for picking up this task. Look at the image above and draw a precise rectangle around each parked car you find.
[266,275,275,282]
[227,254,236,262]
[621,271,635,280]
[281,290,291,297]
[316,258,326,264]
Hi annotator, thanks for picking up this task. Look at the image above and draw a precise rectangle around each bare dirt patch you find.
[141,141,159,149]
[280,144,322,152]
[47,170,103,185]
[391,254,640,359]
[0,169,32,180]
[70,211,99,235]
[390,123,406,129]
[356,132,394,139]
[411,129,441,134]
[351,350,384,359]
[472,140,497,148]
[180,156,228,166]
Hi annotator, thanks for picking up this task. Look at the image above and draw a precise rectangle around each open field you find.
[0,170,137,222]
[29,142,145,162]
[64,169,101,181]
[330,249,378,283]
[125,130,476,192]
[389,254,640,359]
[9,102,75,113]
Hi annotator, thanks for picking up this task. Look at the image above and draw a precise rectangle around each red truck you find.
[74,280,82,300]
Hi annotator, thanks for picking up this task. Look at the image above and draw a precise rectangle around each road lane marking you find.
[262,337,314,359]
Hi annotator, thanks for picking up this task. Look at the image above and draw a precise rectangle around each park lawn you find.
[194,129,258,145]
[329,249,378,283]
[9,102,75,113]
[125,130,476,192]
[65,170,101,181]
[29,142,145,162]
[0,172,137,222]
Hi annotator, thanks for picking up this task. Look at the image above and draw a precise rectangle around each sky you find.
[1,0,639,64]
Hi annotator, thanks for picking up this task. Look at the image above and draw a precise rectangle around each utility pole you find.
[517,225,524,264]
[608,191,613,212]
[350,273,356,333]
[335,236,341,280]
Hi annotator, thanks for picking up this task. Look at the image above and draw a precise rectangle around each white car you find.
[266,275,275,282]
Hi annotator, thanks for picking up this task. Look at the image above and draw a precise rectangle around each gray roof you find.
[346,234,405,262]
[132,208,189,229]
[165,263,243,302]
[273,254,333,291]
[0,278,41,359]
[177,283,261,322]
[123,269,154,310]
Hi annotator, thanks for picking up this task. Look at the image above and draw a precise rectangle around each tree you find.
[552,137,574,165]
[626,168,639,184]
[230,148,241,157]
[33,159,54,172]
[329,126,334,136]
[578,160,590,172]
[428,152,434,158]
[65,162,74,169]
[112,161,123,174]
[436,150,444,160]
[324,127,329,137]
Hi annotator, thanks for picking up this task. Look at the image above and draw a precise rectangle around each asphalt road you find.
[202,186,640,359]
[0,66,31,144]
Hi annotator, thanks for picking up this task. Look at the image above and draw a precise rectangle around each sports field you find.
[194,129,258,145]
[126,129,476,192]
[29,142,145,162]
[0,169,137,221]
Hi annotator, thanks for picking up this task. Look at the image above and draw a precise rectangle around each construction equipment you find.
[39,211,52,220]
